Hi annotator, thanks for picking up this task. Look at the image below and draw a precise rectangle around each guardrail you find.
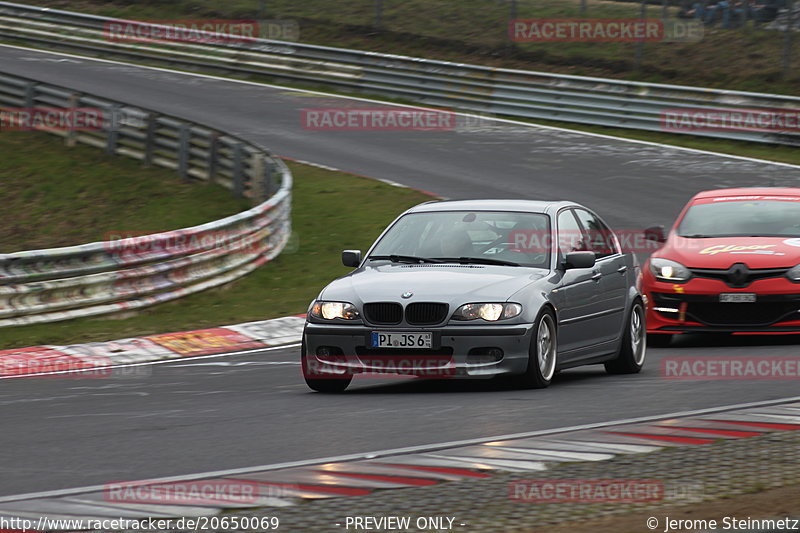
[0,72,292,328]
[0,1,798,146]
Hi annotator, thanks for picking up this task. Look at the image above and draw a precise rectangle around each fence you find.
[0,1,798,146]
[0,72,292,328]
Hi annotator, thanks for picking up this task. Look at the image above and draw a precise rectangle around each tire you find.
[646,333,673,348]
[605,300,647,375]
[511,308,558,389]
[301,342,352,393]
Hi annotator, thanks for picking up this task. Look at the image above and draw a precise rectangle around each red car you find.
[642,187,800,346]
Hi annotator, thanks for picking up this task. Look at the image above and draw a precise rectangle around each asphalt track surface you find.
[2,45,800,497]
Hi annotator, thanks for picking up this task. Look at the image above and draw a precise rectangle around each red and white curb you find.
[0,316,305,378]
[0,398,798,523]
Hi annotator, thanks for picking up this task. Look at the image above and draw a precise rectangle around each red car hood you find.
[658,236,800,269]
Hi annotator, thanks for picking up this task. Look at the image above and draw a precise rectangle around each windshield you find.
[369,210,551,268]
[678,200,800,238]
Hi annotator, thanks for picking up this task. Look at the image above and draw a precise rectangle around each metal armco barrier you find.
[0,2,798,145]
[0,72,292,328]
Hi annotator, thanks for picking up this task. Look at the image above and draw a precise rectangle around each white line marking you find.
[1,44,799,171]
[425,455,547,471]
[735,413,800,422]
[1,394,798,504]
[533,439,660,453]
[487,446,614,461]
[287,158,342,172]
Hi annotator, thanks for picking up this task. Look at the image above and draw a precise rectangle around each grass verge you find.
[1,157,432,349]
[0,131,251,251]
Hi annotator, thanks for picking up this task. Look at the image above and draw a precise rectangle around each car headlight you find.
[309,301,360,320]
[787,264,800,283]
[649,258,692,283]
[453,303,523,321]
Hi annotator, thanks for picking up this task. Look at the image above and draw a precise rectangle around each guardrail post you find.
[251,152,267,201]
[634,0,646,70]
[143,113,156,167]
[784,0,795,78]
[178,124,190,180]
[105,103,120,154]
[374,0,383,29]
[232,142,244,198]
[24,82,37,108]
[739,1,748,29]
[66,93,80,147]
[507,0,519,47]
[208,132,220,181]
[265,158,274,197]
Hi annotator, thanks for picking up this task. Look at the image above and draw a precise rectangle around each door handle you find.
[617,266,628,274]
[591,272,602,282]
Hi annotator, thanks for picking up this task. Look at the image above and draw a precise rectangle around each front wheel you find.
[301,342,352,393]
[511,309,558,389]
[605,300,647,375]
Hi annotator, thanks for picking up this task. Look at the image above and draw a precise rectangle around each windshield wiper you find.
[436,256,521,267]
[368,254,443,264]
[679,234,713,238]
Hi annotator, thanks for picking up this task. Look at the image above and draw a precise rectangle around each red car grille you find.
[652,293,800,327]
[689,264,789,289]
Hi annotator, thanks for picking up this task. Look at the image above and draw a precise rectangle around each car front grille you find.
[363,302,403,325]
[688,302,798,326]
[405,302,449,325]
[689,264,789,288]
[362,302,449,325]
[652,292,800,327]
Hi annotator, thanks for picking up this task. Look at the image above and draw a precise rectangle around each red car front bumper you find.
[643,272,800,334]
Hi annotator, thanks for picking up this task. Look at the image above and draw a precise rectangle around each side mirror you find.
[341,249,362,268]
[644,225,666,243]
[563,251,596,270]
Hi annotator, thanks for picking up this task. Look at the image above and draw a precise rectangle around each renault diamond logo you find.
[401,291,413,299]
[726,263,750,287]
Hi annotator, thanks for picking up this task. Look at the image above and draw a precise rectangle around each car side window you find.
[557,209,585,258]
[573,209,618,259]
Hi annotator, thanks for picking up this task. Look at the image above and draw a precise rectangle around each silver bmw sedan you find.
[302,199,646,392]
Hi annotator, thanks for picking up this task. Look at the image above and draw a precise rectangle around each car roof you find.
[691,187,800,200]
[405,199,577,215]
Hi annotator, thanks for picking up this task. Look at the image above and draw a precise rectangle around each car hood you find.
[320,264,549,304]
[658,236,800,269]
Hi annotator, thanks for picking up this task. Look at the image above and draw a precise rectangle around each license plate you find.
[371,332,432,349]
[719,293,756,303]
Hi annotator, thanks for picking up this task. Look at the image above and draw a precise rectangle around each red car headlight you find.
[649,258,692,283]
[787,264,800,283]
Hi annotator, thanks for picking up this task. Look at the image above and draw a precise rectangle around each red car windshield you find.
[678,199,800,238]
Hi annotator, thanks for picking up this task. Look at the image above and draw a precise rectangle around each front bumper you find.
[644,276,800,334]
[303,322,533,378]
